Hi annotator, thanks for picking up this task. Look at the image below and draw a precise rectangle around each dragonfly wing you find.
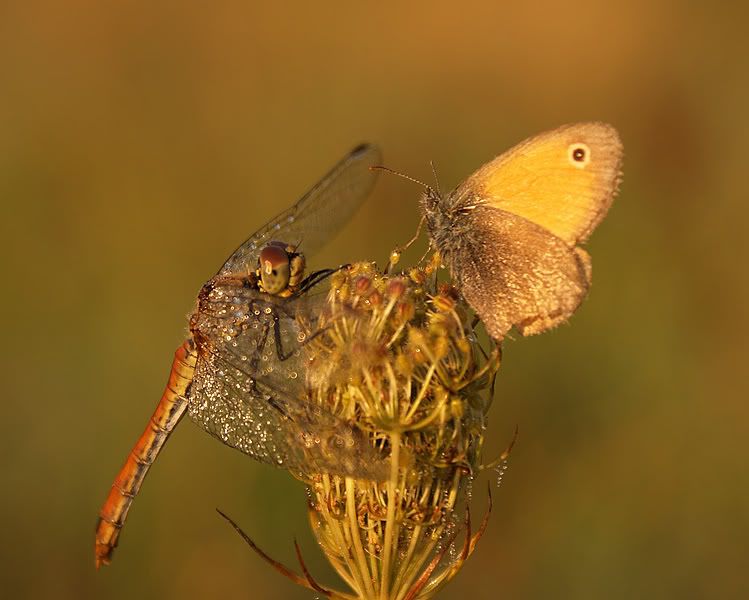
[188,345,305,470]
[187,281,313,467]
[219,144,381,276]
[188,279,388,481]
[188,336,389,482]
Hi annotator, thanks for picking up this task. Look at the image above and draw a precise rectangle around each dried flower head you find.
[288,259,500,599]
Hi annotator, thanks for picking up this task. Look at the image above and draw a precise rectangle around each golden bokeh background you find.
[2,1,747,598]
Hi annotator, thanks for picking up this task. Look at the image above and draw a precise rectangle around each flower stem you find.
[380,430,401,599]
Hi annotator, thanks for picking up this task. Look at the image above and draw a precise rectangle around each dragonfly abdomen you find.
[94,338,198,568]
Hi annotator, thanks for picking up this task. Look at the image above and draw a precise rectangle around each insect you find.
[95,143,382,568]
[420,122,622,340]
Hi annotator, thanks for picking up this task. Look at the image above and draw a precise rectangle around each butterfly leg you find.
[386,216,426,273]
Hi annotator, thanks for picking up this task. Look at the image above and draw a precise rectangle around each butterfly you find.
[422,122,622,340]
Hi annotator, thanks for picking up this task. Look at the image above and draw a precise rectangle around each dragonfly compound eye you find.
[258,244,292,295]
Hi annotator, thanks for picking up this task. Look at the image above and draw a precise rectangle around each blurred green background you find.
[2,1,747,598]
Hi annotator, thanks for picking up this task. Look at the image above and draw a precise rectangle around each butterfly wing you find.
[219,144,381,277]
[454,206,591,340]
[438,122,621,339]
[452,122,622,246]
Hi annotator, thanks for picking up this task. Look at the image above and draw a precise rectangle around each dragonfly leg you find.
[247,318,273,374]
[271,311,329,362]
[272,313,296,361]
[297,267,339,295]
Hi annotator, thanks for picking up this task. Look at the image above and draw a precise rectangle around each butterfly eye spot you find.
[568,143,591,169]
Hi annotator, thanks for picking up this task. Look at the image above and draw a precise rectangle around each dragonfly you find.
[95,144,382,569]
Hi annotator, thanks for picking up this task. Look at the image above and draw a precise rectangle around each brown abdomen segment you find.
[94,338,197,568]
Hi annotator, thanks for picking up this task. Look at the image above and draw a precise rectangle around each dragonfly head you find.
[257,241,305,296]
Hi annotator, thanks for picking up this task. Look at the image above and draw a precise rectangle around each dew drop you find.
[495,462,510,488]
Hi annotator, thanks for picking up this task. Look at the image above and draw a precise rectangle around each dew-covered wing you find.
[187,279,388,481]
[219,144,381,277]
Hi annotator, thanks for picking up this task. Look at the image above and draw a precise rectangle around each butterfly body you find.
[422,122,622,340]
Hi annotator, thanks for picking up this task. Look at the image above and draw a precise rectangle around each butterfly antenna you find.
[370,165,433,192]
[429,160,442,196]
[371,164,434,272]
